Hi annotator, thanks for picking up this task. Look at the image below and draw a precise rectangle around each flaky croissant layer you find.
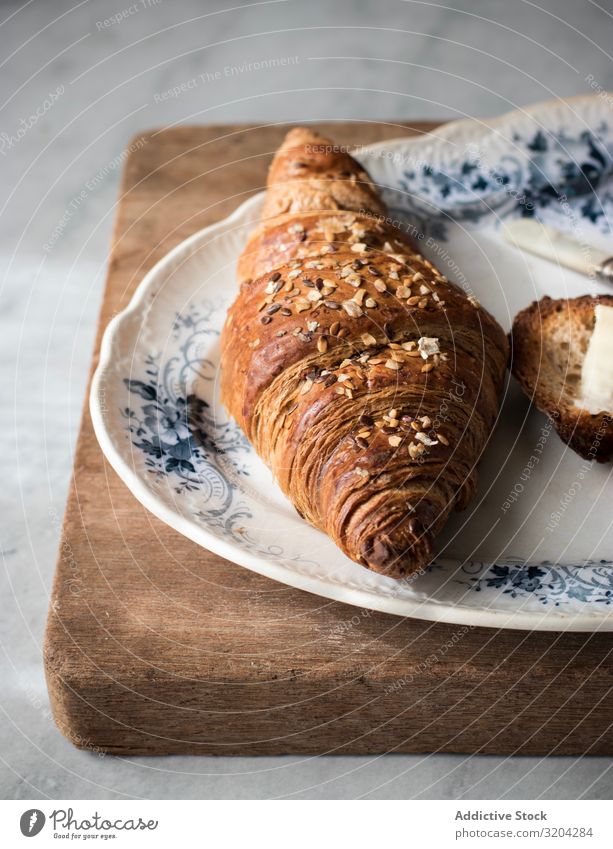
[221,128,508,579]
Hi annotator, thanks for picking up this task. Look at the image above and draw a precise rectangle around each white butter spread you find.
[579,304,613,414]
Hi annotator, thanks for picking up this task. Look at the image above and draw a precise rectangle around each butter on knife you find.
[502,219,613,282]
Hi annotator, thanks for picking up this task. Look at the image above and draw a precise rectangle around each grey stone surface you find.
[2,0,612,800]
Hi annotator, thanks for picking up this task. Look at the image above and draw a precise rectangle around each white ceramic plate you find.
[91,96,613,631]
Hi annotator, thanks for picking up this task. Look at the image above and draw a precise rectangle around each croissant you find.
[221,128,508,579]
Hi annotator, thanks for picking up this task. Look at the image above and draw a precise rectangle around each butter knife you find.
[502,219,613,282]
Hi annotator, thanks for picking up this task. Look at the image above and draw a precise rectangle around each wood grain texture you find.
[44,123,613,756]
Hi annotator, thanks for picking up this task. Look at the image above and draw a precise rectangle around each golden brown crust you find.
[237,210,409,283]
[511,295,613,462]
[221,129,509,578]
[260,128,386,221]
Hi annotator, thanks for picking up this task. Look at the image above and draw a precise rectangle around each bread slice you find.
[511,295,613,462]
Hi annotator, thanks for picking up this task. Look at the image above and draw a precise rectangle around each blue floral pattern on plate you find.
[381,123,613,240]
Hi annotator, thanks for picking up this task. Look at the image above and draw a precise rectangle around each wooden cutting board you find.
[44,122,613,756]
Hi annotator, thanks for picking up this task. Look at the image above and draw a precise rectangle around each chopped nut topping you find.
[409,442,425,459]
[417,337,440,359]
[342,299,362,318]
[415,431,438,446]
[385,359,400,371]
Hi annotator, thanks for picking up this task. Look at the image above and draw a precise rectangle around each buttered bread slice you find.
[511,295,613,462]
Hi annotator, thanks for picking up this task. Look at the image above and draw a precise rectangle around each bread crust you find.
[511,295,613,462]
[221,128,509,578]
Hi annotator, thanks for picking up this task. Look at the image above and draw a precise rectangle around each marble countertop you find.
[2,0,612,800]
